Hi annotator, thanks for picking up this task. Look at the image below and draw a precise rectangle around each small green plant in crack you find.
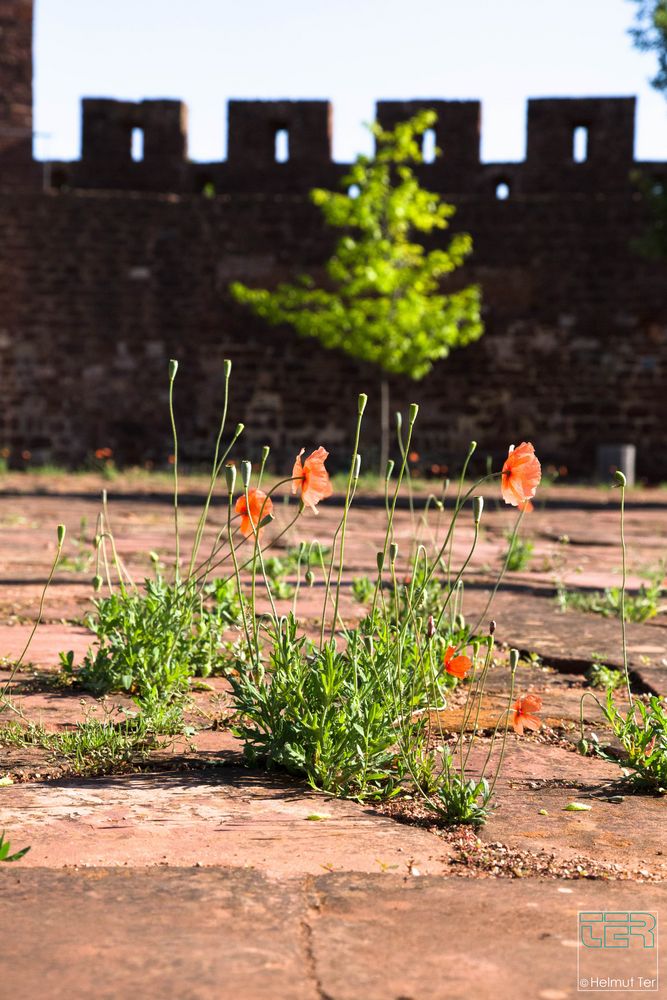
[58,517,95,574]
[502,530,534,572]
[584,691,667,790]
[63,575,240,711]
[351,574,374,605]
[557,563,664,623]
[585,654,624,692]
[0,830,30,863]
[579,474,667,791]
[0,712,166,776]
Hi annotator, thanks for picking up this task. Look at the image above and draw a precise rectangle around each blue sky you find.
[33,0,667,164]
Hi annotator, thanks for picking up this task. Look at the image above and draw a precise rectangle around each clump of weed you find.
[557,564,664,623]
[585,654,624,692]
[0,712,166,776]
[579,475,667,791]
[502,530,534,572]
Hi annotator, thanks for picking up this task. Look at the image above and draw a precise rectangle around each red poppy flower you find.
[443,645,473,679]
[511,694,543,735]
[292,447,333,513]
[501,442,541,508]
[235,488,273,538]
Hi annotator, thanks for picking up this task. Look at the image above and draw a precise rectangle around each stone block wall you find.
[1,2,667,477]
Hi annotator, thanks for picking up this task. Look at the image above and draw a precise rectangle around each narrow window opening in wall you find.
[348,184,361,198]
[573,126,588,163]
[274,128,289,163]
[131,128,144,162]
[422,128,436,164]
[495,181,510,201]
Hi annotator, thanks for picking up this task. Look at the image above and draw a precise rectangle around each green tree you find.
[631,0,667,93]
[630,2,667,257]
[230,110,483,470]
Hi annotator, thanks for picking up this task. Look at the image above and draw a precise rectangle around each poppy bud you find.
[427,615,436,639]
[577,739,589,755]
[473,496,484,524]
[240,461,252,488]
[614,470,627,488]
[234,423,244,438]
[92,574,103,592]
[352,454,361,480]
[389,542,398,564]
[489,619,496,636]
[454,613,465,631]
[168,359,178,381]
[443,478,450,493]
[261,445,270,463]
[376,551,384,572]
[225,464,236,494]
[385,459,394,481]
[149,551,160,564]
[257,512,274,530]
[509,648,520,672]
[305,570,315,587]
[223,359,232,378]
[395,411,403,433]
[467,440,477,457]
[57,524,66,546]
[357,393,368,416]
[408,403,419,425]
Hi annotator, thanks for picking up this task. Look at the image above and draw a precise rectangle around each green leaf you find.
[563,802,592,812]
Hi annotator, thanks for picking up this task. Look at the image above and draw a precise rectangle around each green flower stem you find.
[446,441,477,590]
[246,486,279,628]
[617,478,633,708]
[461,636,495,772]
[469,505,525,637]
[433,520,480,634]
[484,660,518,798]
[168,364,180,582]
[226,491,255,666]
[370,409,419,620]
[101,492,134,593]
[0,529,66,713]
[190,476,300,586]
[186,375,239,578]
[327,402,365,643]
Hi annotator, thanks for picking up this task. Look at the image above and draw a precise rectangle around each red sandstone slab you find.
[0,867,315,1000]
[1,868,665,1000]
[0,768,454,875]
[309,874,667,1000]
[0,623,91,669]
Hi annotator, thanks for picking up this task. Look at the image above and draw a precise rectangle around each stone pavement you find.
[2,867,665,999]
[1,480,666,998]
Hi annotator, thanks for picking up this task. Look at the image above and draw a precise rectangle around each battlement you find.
[12,94,665,198]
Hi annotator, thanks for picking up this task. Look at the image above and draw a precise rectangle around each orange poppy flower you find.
[292,447,333,513]
[511,693,543,735]
[501,442,541,508]
[235,488,274,538]
[443,645,473,679]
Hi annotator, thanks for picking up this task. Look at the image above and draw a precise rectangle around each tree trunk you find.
[380,376,390,476]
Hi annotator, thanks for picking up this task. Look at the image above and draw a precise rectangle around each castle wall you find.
[1,3,667,477]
